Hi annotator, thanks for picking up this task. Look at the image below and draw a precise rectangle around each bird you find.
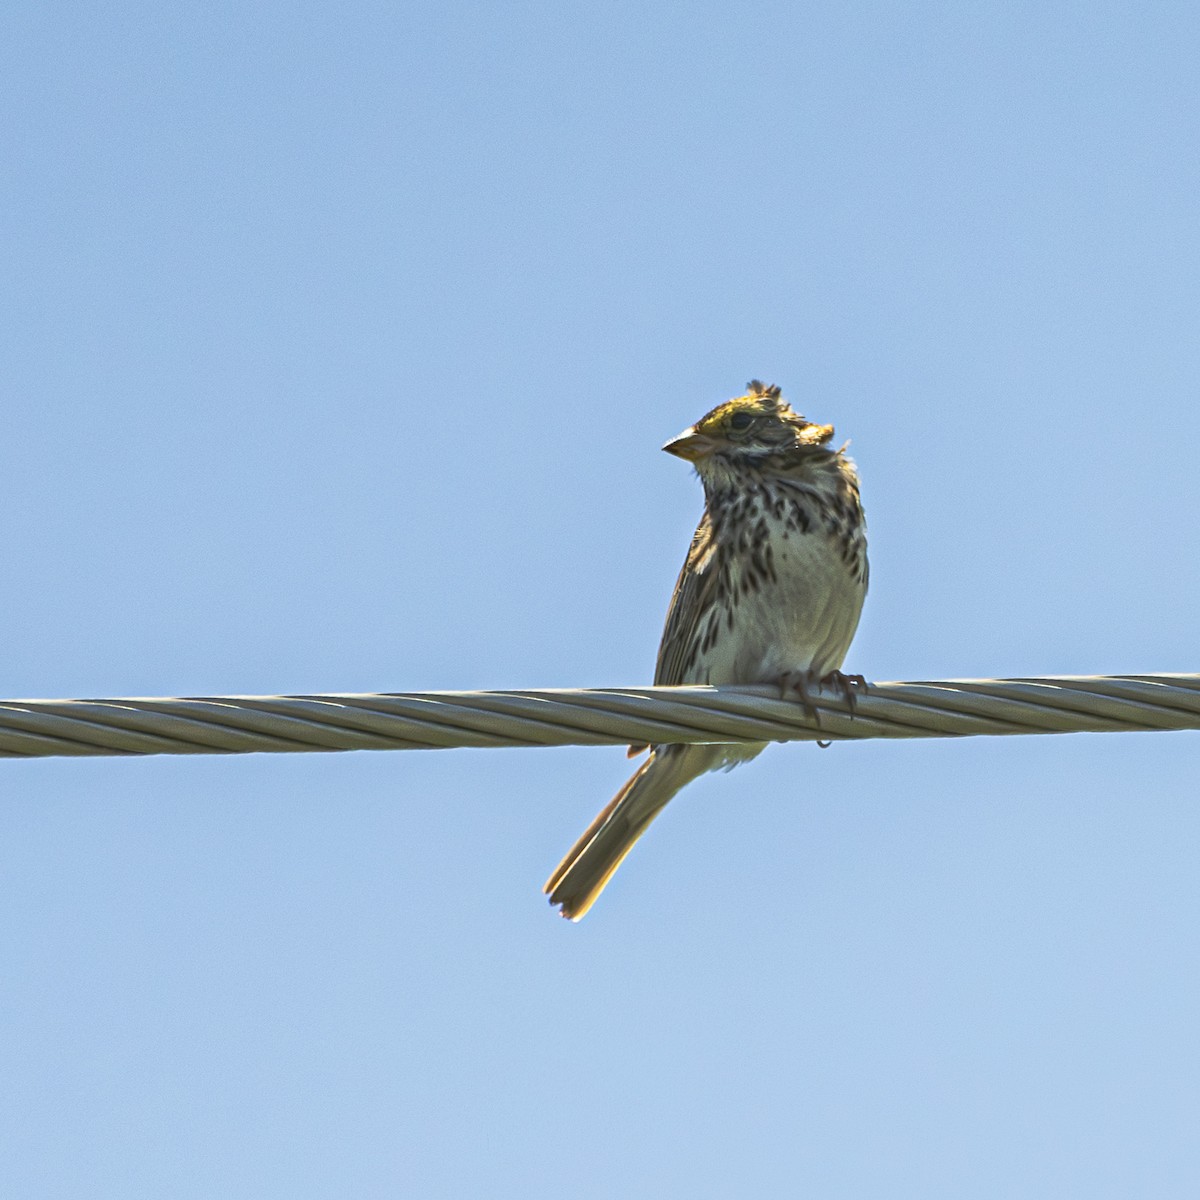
[544,380,868,920]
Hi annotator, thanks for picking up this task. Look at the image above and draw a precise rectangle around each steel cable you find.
[1,673,1198,760]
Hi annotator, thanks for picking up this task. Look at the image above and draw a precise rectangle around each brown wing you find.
[626,511,721,757]
[653,510,720,687]
[628,508,720,753]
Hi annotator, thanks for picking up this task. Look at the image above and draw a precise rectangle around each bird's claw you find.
[776,669,869,729]
[822,671,868,715]
[776,669,824,728]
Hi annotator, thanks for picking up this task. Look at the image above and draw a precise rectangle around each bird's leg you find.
[776,669,823,729]
[820,670,869,716]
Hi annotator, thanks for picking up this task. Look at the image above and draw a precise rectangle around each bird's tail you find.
[544,745,709,921]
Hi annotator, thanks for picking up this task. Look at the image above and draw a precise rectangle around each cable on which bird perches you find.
[0,673,1198,760]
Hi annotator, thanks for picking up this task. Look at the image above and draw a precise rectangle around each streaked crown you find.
[664,380,835,466]
[694,380,833,450]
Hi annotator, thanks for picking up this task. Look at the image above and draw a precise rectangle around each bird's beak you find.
[662,427,716,462]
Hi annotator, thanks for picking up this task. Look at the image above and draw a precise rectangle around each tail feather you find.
[544,746,709,921]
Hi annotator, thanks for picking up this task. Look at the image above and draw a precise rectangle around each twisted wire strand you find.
[1,673,1198,760]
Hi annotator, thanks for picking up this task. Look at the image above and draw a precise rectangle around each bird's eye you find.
[728,412,754,431]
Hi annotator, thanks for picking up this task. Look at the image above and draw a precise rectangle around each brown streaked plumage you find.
[545,380,868,920]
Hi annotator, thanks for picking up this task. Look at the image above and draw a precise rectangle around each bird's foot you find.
[776,669,824,728]
[821,671,868,716]
[776,669,869,731]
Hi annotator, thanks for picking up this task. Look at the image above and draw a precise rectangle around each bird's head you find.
[663,381,834,469]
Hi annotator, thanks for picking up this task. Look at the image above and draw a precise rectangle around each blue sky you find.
[3,1,1200,1195]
